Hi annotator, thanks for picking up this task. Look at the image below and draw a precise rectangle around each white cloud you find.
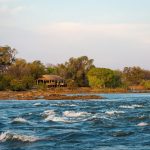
[37,22,150,44]
[1,22,150,69]
[0,0,24,16]
[33,22,150,69]
[0,5,24,15]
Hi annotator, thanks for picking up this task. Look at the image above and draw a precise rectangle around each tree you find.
[29,60,45,79]
[55,56,94,87]
[0,46,17,73]
[22,76,34,89]
[46,64,57,74]
[7,59,30,79]
[143,70,150,80]
[123,67,145,86]
[87,68,122,88]
[6,59,39,90]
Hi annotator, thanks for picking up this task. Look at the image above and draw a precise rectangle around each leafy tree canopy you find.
[0,46,17,72]
[123,67,145,85]
[55,56,94,87]
[87,68,122,88]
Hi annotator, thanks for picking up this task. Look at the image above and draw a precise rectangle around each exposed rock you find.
[0,91,103,100]
[45,94,102,100]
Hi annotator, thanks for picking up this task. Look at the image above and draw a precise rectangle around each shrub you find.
[66,79,78,89]
[0,75,12,90]
[22,76,34,89]
[10,79,26,91]
[141,80,150,90]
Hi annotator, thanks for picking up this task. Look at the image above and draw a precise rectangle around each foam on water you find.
[0,131,38,142]
[119,104,143,109]
[43,110,56,116]
[33,103,42,106]
[132,104,143,108]
[50,103,77,107]
[42,110,67,122]
[69,104,77,107]
[137,122,149,127]
[105,110,125,115]
[42,110,90,122]
[60,104,77,107]
[12,117,28,123]
[45,116,66,122]
[63,111,90,117]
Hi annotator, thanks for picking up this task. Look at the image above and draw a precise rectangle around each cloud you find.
[0,5,24,15]
[1,22,150,69]
[34,22,150,69]
[37,22,150,44]
[0,0,24,16]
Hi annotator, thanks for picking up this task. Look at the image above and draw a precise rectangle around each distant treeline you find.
[0,46,150,91]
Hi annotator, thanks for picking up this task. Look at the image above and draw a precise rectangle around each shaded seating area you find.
[37,75,67,88]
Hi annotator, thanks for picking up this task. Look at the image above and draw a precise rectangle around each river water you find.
[0,93,150,150]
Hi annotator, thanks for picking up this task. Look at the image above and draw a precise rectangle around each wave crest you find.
[137,122,148,127]
[0,131,38,142]
[105,111,124,115]
[12,117,28,123]
[33,103,42,106]
[43,110,66,122]
[63,111,90,117]
[45,116,66,122]
[119,104,143,109]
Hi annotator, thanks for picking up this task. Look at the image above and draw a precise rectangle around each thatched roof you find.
[37,75,64,81]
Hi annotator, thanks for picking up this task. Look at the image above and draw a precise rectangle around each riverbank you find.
[0,87,149,100]
[0,89,103,100]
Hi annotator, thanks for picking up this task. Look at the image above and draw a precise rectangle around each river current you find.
[0,93,150,150]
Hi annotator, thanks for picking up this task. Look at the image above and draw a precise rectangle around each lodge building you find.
[37,75,67,88]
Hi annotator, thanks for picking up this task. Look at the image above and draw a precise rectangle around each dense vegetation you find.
[0,46,150,91]
[87,68,122,88]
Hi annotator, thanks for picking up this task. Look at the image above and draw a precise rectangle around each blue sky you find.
[0,0,150,69]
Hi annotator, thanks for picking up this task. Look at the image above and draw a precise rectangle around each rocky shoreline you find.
[0,87,149,100]
[0,90,103,100]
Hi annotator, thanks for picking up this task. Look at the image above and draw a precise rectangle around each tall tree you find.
[0,46,17,73]
[56,56,94,87]
[143,70,150,80]
[123,67,145,85]
[28,60,45,79]
[7,59,30,79]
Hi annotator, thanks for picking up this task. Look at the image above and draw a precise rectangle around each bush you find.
[0,75,11,90]
[10,76,35,91]
[0,80,5,90]
[22,76,34,89]
[36,83,47,90]
[66,79,78,89]
[141,80,150,90]
[10,79,26,91]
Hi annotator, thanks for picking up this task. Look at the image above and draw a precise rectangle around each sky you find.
[0,0,150,69]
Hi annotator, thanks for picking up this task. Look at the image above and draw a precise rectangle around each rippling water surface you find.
[0,93,150,150]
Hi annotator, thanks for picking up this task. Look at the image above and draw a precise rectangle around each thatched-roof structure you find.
[37,75,67,87]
